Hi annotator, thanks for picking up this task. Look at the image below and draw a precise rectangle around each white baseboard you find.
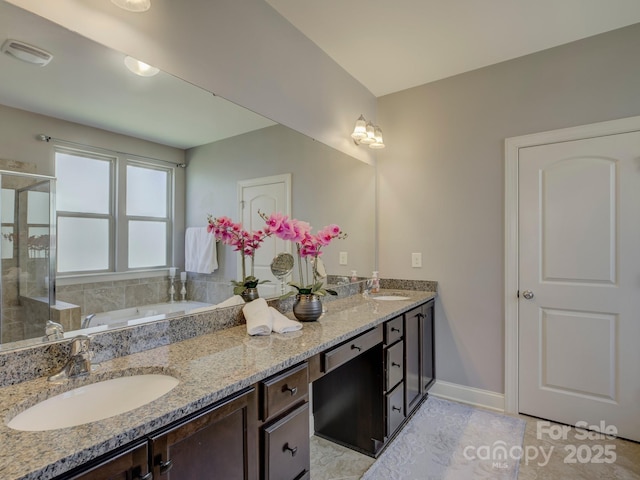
[429,380,505,412]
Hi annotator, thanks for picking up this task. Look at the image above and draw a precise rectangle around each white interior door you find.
[238,174,291,297]
[518,131,640,442]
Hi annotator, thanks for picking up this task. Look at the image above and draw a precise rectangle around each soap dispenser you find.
[350,270,358,282]
[371,271,380,293]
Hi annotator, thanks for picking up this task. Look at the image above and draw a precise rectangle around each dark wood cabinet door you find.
[59,441,150,480]
[150,387,258,480]
[386,381,406,436]
[404,307,422,414]
[263,403,310,480]
[420,300,435,394]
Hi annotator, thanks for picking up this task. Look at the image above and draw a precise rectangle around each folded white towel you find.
[185,227,218,274]
[216,295,245,309]
[243,298,273,336]
[270,307,302,334]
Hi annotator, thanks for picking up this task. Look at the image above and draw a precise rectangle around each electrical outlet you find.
[411,252,422,268]
[339,251,348,265]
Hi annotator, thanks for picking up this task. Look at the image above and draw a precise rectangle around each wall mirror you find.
[0,0,375,350]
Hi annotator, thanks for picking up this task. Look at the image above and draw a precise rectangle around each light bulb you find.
[111,0,151,12]
[360,122,376,144]
[124,56,160,77]
[351,114,368,141]
[369,126,385,148]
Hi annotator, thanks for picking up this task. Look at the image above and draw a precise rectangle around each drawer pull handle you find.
[351,344,362,352]
[392,406,402,413]
[391,327,400,333]
[282,384,298,396]
[283,443,298,457]
[157,458,173,475]
[392,362,401,368]
[136,473,153,480]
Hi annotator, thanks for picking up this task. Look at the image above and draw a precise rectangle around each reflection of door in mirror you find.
[0,169,56,344]
[238,174,291,298]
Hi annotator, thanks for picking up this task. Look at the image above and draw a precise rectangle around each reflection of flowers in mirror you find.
[206,215,270,295]
[2,232,50,258]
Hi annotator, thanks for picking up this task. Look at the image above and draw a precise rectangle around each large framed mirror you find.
[0,0,375,349]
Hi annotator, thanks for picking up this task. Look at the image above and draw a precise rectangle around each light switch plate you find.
[411,252,422,268]
[339,251,348,265]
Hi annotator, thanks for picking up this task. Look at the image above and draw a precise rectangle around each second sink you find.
[7,374,179,431]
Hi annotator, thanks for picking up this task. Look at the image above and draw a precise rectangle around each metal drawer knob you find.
[391,362,401,368]
[283,442,298,457]
[392,405,401,413]
[351,344,362,352]
[282,384,298,396]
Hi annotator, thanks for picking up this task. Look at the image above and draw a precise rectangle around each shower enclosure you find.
[0,170,56,344]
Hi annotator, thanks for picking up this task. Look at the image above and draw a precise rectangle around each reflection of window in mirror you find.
[55,147,174,274]
[1,188,15,260]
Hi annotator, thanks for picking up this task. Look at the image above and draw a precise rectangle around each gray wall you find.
[6,0,377,165]
[186,124,376,280]
[377,24,640,394]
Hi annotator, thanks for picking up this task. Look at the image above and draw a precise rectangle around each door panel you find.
[541,158,616,283]
[238,175,291,297]
[540,308,616,400]
[518,131,640,442]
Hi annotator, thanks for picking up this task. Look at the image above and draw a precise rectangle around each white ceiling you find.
[266,0,640,97]
[0,1,275,149]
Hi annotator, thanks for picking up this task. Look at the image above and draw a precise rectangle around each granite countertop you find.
[0,290,436,480]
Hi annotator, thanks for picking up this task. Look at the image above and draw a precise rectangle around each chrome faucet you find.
[44,320,65,341]
[48,335,93,382]
[81,314,96,329]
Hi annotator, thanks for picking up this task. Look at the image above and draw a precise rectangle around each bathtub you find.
[88,301,215,328]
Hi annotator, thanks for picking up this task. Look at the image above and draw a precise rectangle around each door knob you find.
[522,290,534,300]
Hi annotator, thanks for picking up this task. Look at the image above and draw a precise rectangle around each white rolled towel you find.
[270,307,302,333]
[243,298,273,336]
[216,295,245,308]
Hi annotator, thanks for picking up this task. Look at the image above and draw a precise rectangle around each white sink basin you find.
[372,295,411,301]
[7,374,179,431]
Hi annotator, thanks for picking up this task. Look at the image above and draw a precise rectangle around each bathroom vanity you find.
[0,290,435,480]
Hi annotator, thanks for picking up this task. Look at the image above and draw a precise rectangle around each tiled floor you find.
[309,413,640,479]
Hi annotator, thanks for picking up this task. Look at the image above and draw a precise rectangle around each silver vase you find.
[241,287,260,302]
[292,294,323,322]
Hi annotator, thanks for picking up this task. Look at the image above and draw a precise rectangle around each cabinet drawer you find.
[386,382,405,437]
[385,341,404,391]
[263,403,310,480]
[384,316,403,345]
[323,325,383,373]
[261,363,309,422]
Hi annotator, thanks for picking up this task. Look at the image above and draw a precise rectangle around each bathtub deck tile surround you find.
[0,289,436,480]
[0,305,247,386]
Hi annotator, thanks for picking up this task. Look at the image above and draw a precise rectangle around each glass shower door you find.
[0,171,55,344]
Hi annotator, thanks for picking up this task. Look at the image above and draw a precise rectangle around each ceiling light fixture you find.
[351,114,385,149]
[124,56,159,77]
[110,0,151,12]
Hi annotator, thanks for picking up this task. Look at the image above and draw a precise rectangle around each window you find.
[55,148,173,274]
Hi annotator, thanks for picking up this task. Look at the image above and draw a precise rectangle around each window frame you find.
[55,146,174,276]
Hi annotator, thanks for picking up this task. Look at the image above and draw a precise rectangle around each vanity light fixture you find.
[351,114,385,149]
[110,0,150,12]
[124,56,160,77]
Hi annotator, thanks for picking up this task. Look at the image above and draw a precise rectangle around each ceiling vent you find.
[1,39,53,66]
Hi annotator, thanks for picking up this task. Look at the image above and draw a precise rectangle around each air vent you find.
[1,39,53,66]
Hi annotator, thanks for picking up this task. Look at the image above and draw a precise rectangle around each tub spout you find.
[82,314,96,329]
